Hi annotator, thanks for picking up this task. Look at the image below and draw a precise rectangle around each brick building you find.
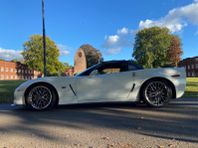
[74,44,102,74]
[178,56,198,77]
[0,60,40,80]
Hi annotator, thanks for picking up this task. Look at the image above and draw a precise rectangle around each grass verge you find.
[183,77,198,98]
[0,80,25,103]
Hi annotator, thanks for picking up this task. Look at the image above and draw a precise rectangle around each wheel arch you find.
[24,82,59,106]
[139,77,176,100]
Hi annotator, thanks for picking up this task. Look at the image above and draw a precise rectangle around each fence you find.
[0,94,14,104]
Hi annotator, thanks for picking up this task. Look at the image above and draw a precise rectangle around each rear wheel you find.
[142,80,173,107]
[25,84,57,110]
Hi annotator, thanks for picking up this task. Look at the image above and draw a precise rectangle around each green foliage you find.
[22,35,66,76]
[133,27,173,68]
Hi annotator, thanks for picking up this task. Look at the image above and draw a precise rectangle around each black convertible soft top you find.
[101,60,143,69]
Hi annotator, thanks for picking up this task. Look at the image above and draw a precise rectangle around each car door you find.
[76,62,134,103]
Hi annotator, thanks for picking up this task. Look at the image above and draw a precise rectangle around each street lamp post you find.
[42,0,47,77]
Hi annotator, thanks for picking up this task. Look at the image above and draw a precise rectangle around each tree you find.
[168,35,183,66]
[22,35,65,76]
[133,27,172,68]
[63,62,72,71]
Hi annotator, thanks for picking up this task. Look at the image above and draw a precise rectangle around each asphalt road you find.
[0,98,198,148]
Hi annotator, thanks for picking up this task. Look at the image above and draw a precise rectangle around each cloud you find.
[106,35,120,44]
[117,27,129,35]
[57,44,70,56]
[0,44,70,61]
[103,2,198,55]
[139,1,198,32]
[0,48,23,61]
[103,27,133,54]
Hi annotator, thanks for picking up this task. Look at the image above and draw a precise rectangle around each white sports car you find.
[14,60,186,110]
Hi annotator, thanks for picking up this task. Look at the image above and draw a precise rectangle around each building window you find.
[1,75,4,80]
[188,65,190,69]
[192,72,195,77]
[6,68,8,72]
[6,75,9,79]
[1,67,4,72]
[192,65,194,69]
[196,64,198,69]
[10,75,13,79]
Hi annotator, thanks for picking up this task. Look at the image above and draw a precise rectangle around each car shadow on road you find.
[0,101,198,143]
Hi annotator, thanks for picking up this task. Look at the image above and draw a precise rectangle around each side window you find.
[127,62,143,71]
[97,63,123,75]
[101,68,121,74]
[76,64,100,76]
[128,64,138,71]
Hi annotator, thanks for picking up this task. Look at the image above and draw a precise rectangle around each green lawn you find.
[0,77,197,103]
[0,80,25,103]
[183,77,198,98]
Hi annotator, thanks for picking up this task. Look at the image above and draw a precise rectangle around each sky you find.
[0,0,198,65]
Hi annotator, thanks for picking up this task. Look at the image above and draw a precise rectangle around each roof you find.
[181,56,198,61]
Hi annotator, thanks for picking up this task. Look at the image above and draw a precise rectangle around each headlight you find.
[15,86,26,92]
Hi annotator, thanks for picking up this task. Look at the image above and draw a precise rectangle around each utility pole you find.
[42,0,47,76]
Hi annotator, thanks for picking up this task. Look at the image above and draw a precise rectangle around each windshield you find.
[75,63,100,77]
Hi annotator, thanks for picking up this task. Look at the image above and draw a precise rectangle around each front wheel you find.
[25,84,57,110]
[142,80,173,107]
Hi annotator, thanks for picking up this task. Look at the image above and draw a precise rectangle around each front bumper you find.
[13,87,26,105]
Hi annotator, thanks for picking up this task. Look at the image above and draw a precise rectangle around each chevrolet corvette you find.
[14,60,186,110]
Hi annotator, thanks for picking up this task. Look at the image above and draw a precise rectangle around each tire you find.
[141,79,173,107]
[25,84,57,110]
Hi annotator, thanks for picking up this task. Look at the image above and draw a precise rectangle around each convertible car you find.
[14,60,186,110]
